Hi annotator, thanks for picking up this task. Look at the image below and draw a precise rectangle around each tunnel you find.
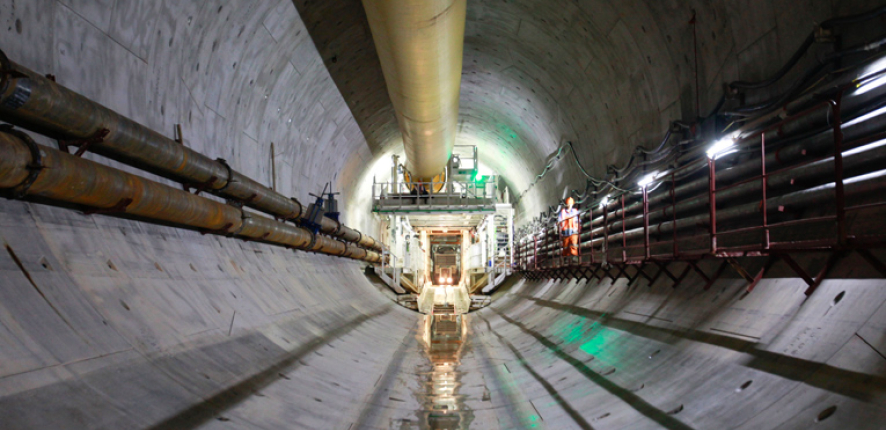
[1,1,886,429]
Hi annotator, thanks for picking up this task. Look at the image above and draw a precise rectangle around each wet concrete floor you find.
[412,314,474,429]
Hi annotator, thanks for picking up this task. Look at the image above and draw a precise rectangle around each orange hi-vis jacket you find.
[558,208,580,236]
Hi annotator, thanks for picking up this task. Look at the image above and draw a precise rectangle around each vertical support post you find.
[174,124,184,144]
[577,208,583,265]
[671,172,678,258]
[621,195,627,263]
[393,255,400,289]
[709,158,718,254]
[603,201,610,265]
[557,215,562,268]
[832,96,846,245]
[507,207,514,270]
[643,187,650,261]
[270,142,276,192]
[761,134,769,250]
[589,205,595,265]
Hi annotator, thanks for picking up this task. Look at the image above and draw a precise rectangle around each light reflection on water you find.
[414,313,474,429]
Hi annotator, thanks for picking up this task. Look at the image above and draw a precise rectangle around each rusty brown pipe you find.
[0,58,381,252]
[0,129,381,263]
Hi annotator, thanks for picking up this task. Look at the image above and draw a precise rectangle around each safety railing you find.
[514,65,886,295]
[372,178,498,212]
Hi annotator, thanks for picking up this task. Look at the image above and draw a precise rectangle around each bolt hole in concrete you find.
[832,291,846,306]
[736,380,753,392]
[667,404,684,415]
[39,257,52,271]
[120,300,130,311]
[190,263,198,272]
[649,349,661,359]
[816,405,837,422]
[107,260,118,271]
[154,262,163,272]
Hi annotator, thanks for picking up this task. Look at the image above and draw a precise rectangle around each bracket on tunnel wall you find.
[57,128,109,157]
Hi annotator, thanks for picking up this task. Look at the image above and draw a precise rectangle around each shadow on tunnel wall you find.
[290,0,399,155]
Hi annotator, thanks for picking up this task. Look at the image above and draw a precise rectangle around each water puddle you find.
[413,313,474,429]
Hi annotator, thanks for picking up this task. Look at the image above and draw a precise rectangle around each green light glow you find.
[551,315,618,362]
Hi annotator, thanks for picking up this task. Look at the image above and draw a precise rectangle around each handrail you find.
[372,178,499,211]
[515,69,886,286]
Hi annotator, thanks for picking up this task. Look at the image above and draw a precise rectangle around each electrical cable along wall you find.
[516,40,886,295]
[516,5,886,232]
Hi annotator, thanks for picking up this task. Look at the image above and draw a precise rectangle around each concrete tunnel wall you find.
[0,0,885,429]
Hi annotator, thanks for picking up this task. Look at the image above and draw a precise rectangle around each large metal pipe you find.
[361,0,466,180]
[0,57,382,251]
[0,130,381,263]
[528,168,886,257]
[594,169,886,251]
[579,104,886,238]
[584,131,886,240]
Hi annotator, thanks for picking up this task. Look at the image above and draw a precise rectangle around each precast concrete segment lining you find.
[301,0,886,224]
[0,1,885,429]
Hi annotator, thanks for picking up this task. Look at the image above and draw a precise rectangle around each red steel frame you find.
[517,68,886,294]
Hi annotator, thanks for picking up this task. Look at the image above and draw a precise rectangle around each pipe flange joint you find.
[214,158,234,192]
[288,197,303,221]
[334,219,343,235]
[306,232,318,251]
[1,125,43,198]
[231,209,250,237]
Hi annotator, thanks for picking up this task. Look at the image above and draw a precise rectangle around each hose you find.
[728,5,886,91]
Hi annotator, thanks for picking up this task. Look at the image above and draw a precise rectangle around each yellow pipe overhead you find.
[361,0,466,181]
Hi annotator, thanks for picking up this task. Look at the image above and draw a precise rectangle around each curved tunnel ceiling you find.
[0,1,885,429]
[295,0,865,220]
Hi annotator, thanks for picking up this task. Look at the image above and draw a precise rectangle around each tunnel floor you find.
[1,200,884,429]
[192,273,884,430]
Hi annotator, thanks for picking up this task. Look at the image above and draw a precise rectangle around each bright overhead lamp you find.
[706,137,737,159]
[447,277,453,284]
[855,56,886,96]
[637,172,658,189]
[599,195,610,208]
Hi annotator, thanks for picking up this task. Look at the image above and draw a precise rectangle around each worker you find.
[558,196,580,261]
